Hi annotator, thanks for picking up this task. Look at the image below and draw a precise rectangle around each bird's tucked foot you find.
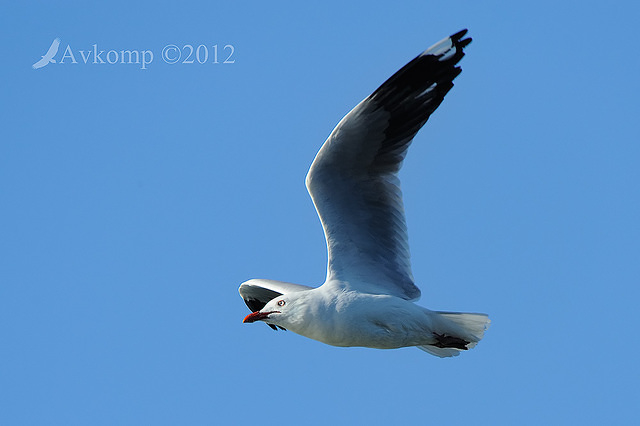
[432,332,469,350]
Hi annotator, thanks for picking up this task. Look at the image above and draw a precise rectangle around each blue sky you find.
[2,1,639,424]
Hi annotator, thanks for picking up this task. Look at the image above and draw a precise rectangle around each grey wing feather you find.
[306,30,471,300]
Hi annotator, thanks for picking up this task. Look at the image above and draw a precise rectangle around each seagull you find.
[239,30,490,357]
[32,38,61,69]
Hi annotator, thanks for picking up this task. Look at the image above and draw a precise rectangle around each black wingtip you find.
[451,29,468,40]
[451,29,472,49]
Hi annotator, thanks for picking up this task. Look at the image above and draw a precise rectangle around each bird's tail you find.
[418,311,490,357]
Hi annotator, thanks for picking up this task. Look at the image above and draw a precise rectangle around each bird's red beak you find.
[243,311,279,323]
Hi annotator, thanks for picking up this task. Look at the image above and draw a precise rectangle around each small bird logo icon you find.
[32,38,60,69]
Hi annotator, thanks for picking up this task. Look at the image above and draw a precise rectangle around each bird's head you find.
[243,292,308,331]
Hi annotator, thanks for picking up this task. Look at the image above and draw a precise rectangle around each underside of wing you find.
[305,30,472,300]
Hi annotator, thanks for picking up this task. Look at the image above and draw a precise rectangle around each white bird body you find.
[239,30,490,357]
[275,286,435,349]
[243,278,488,357]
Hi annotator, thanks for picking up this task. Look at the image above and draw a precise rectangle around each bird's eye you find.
[277,300,286,307]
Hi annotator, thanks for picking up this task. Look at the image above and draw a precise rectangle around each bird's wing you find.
[239,279,314,312]
[32,58,47,69]
[306,30,471,301]
[46,38,60,57]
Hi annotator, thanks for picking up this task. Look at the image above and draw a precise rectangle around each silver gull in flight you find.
[240,29,490,357]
